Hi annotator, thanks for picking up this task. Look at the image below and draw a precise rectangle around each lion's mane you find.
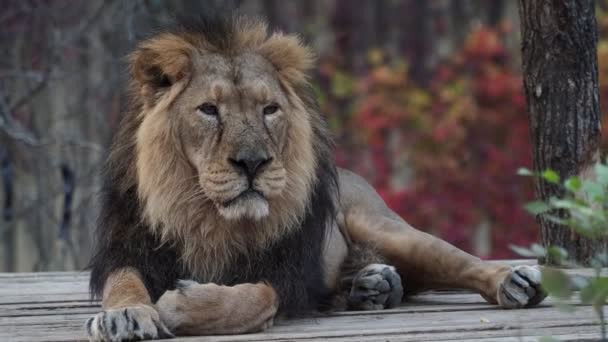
[88,13,338,314]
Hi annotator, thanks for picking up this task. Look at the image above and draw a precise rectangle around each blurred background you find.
[2,0,608,272]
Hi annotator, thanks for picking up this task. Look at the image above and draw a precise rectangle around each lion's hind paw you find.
[348,263,403,310]
[497,265,547,309]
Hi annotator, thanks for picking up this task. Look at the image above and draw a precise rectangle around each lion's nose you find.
[228,151,272,181]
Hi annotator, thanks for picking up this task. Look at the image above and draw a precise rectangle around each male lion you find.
[86,14,546,341]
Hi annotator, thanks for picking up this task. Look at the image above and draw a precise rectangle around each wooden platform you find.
[0,263,604,342]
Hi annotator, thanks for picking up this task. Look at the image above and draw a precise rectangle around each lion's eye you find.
[198,103,219,116]
[263,104,280,115]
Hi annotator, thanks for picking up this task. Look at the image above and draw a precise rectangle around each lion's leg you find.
[86,268,173,341]
[87,271,278,340]
[344,209,546,308]
[155,280,278,336]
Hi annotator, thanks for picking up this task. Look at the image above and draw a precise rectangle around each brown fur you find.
[87,14,337,340]
[87,14,546,341]
[102,268,152,309]
[126,17,318,282]
[156,282,278,335]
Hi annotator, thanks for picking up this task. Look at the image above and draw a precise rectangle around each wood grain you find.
[0,261,604,341]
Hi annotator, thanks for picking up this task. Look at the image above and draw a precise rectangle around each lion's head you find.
[108,15,336,280]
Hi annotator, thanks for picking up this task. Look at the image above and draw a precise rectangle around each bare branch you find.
[0,91,42,145]
[0,0,113,146]
[7,71,49,112]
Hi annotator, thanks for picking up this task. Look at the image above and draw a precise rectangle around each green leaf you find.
[517,168,534,176]
[591,259,604,274]
[564,176,582,192]
[580,283,595,304]
[580,277,608,308]
[544,214,568,225]
[570,275,590,290]
[524,201,552,215]
[542,170,560,184]
[581,180,605,202]
[542,268,572,300]
[531,243,547,256]
[549,197,574,207]
[546,246,568,263]
[569,221,601,239]
[510,245,543,258]
[595,253,608,265]
[595,163,608,186]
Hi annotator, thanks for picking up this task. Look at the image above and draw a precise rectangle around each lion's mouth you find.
[222,189,266,207]
[218,189,270,220]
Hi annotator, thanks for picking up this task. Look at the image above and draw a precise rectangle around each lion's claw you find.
[86,305,173,341]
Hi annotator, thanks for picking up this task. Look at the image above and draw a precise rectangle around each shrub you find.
[516,162,608,340]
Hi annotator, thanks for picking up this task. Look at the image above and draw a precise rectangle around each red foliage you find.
[319,26,539,258]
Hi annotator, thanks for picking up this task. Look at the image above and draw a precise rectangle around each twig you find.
[0,91,42,145]
[0,0,113,146]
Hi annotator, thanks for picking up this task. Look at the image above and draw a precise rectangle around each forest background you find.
[2,0,608,272]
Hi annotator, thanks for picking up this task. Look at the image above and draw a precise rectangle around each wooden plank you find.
[0,302,602,339]
[0,271,90,278]
[0,316,601,342]
[0,262,604,341]
[0,291,591,319]
[170,326,601,342]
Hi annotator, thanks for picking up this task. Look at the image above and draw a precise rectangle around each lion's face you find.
[175,53,295,220]
[131,21,319,232]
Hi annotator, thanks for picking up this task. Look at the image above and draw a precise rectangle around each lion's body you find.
[86,14,546,341]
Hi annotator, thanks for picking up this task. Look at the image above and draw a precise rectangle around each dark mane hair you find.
[172,11,235,51]
[87,13,339,315]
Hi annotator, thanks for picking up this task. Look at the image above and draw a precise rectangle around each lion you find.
[85,14,546,341]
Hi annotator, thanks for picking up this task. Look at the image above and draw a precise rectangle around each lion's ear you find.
[129,34,194,98]
[259,33,315,85]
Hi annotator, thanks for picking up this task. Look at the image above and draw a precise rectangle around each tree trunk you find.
[518,0,603,265]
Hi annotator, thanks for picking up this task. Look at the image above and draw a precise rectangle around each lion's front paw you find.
[85,305,173,341]
[497,265,547,309]
[156,280,278,335]
[348,263,403,310]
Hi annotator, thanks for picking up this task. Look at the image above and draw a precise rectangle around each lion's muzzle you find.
[228,149,273,183]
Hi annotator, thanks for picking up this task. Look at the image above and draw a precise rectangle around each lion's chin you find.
[217,191,270,221]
